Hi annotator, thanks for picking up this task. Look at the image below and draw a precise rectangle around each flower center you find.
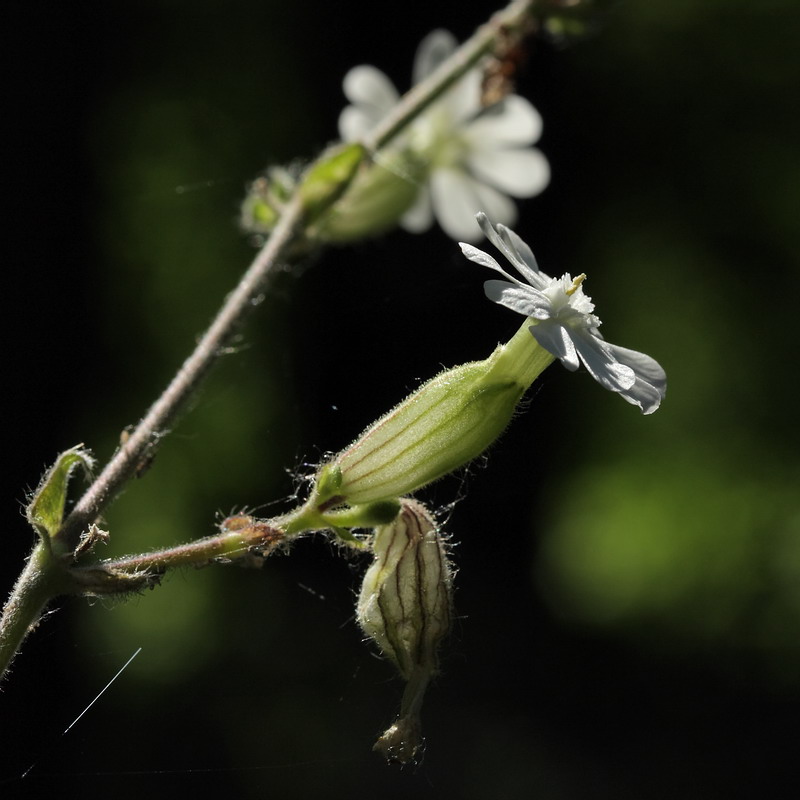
[410,105,468,169]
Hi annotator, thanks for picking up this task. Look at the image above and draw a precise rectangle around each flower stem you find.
[80,521,286,575]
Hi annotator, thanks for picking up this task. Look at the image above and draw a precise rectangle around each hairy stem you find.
[0,543,65,677]
[87,520,285,574]
[55,195,304,554]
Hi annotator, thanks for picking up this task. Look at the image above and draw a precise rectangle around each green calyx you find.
[310,148,428,243]
[323,322,555,504]
[299,142,367,224]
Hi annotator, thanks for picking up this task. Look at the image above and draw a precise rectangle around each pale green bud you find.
[240,143,365,238]
[324,323,554,505]
[240,166,297,235]
[310,149,427,243]
[298,142,366,223]
[357,499,452,763]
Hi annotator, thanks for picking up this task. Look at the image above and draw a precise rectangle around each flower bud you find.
[240,166,298,235]
[325,326,554,505]
[310,149,427,243]
[298,142,366,223]
[240,143,366,237]
[357,499,452,763]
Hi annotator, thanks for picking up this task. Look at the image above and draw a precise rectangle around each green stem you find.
[54,194,305,555]
[0,543,65,679]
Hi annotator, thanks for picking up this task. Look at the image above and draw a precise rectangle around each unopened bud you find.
[310,149,426,243]
[241,146,420,245]
[357,499,452,763]
[240,166,298,235]
[298,142,366,224]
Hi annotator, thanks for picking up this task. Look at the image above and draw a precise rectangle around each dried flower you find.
[357,499,453,763]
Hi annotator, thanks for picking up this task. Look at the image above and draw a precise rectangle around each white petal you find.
[459,244,516,282]
[617,376,665,415]
[474,212,535,282]
[339,106,379,141]
[413,30,457,84]
[529,322,579,369]
[470,180,517,230]
[605,343,667,392]
[465,96,543,146]
[342,66,399,112]
[483,280,550,318]
[429,169,485,241]
[603,343,667,414]
[400,189,434,233]
[495,225,549,289]
[572,330,636,392]
[468,147,550,198]
[443,67,483,125]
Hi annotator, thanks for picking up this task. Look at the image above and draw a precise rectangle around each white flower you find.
[339,30,550,243]
[460,213,667,414]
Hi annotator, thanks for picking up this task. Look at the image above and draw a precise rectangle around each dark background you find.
[4,1,800,797]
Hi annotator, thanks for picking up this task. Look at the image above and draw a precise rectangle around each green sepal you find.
[315,463,343,503]
[240,167,299,235]
[299,143,366,224]
[331,526,364,547]
[26,445,95,543]
[245,194,278,231]
[311,150,425,243]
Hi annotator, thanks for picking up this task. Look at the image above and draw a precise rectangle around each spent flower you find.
[357,499,453,763]
[460,213,667,413]
[339,30,549,242]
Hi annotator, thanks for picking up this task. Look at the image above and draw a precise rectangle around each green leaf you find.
[26,445,95,542]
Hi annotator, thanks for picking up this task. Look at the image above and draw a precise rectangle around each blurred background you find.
[4,0,800,797]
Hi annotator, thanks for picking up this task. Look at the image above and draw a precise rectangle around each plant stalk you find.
[2,0,555,682]
[0,543,64,678]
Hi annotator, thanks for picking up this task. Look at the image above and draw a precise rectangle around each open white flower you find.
[339,30,549,243]
[460,213,667,414]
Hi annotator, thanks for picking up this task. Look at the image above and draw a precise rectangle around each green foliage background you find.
[5,0,800,797]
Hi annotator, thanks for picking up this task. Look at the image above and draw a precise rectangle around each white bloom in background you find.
[460,213,667,414]
[339,30,549,243]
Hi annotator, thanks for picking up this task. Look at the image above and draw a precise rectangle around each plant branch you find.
[55,0,550,555]
[3,0,561,682]
[363,0,539,152]
[85,518,286,575]
[55,195,304,554]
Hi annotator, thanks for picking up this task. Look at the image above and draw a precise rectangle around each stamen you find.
[566,273,586,296]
